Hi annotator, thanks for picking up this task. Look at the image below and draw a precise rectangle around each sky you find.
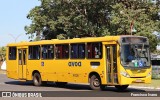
[0,0,40,47]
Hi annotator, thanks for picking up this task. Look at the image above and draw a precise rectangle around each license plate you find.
[135,79,142,82]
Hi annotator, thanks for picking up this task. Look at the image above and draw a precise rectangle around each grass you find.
[131,79,160,88]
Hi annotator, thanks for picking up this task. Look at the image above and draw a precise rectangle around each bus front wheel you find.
[115,85,129,91]
[33,73,42,86]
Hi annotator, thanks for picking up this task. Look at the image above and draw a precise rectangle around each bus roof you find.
[7,35,146,47]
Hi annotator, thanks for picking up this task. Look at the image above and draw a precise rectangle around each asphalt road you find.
[0,74,159,100]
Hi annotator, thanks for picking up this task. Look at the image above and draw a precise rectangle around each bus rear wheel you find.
[115,85,129,91]
[90,75,103,90]
[33,73,42,86]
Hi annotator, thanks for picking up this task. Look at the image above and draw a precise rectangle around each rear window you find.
[9,47,17,60]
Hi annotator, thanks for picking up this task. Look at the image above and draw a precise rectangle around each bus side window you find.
[55,45,62,59]
[87,42,102,59]
[71,44,78,58]
[87,43,92,58]
[28,45,40,60]
[9,47,17,60]
[42,46,47,59]
[42,45,54,59]
[71,43,85,59]
[63,45,69,58]
[79,44,85,58]
[55,44,69,59]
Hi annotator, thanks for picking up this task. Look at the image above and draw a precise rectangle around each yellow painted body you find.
[6,36,152,85]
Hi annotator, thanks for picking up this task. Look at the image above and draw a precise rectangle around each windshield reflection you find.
[121,44,150,68]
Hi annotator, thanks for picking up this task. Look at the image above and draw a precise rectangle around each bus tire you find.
[55,82,67,87]
[33,73,42,86]
[115,85,129,91]
[89,75,101,90]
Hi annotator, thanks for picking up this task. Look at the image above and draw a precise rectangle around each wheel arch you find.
[88,71,101,83]
[32,70,40,77]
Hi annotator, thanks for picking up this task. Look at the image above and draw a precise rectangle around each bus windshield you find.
[121,44,150,68]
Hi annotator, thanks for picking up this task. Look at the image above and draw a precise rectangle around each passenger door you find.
[106,44,118,84]
[18,48,27,79]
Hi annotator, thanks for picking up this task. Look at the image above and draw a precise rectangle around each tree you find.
[0,46,6,61]
[25,0,160,52]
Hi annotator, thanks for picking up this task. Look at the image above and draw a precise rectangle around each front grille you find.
[131,70,146,74]
[130,76,146,78]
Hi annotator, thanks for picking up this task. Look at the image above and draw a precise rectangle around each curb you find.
[129,86,160,90]
[71,83,160,90]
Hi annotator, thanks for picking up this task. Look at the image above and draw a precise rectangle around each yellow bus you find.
[6,35,151,90]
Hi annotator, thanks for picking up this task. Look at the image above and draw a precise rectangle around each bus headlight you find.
[147,71,151,77]
[120,71,130,78]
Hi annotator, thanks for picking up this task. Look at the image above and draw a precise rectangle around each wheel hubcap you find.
[93,79,100,87]
[34,75,39,84]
